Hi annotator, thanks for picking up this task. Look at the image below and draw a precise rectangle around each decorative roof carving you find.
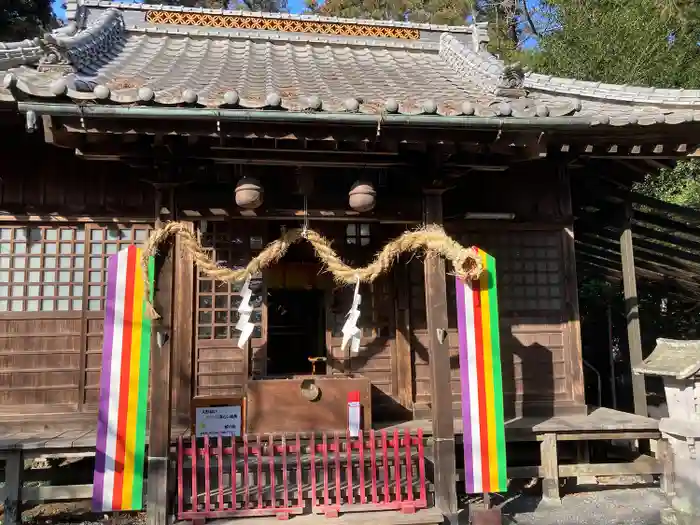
[41,8,125,74]
[438,34,524,95]
[0,38,44,70]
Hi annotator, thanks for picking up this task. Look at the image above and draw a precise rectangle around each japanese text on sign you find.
[195,405,242,437]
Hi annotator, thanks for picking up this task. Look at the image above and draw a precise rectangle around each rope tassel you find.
[141,221,483,319]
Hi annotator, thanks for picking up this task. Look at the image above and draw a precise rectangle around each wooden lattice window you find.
[450,230,564,315]
[0,224,150,313]
[196,222,265,342]
[86,226,151,311]
[345,224,371,247]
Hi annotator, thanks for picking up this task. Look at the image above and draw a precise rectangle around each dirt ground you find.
[5,486,666,524]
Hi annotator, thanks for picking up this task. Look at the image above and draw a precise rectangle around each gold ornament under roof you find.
[145,10,420,40]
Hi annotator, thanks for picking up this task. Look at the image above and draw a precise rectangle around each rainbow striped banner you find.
[455,248,508,494]
[93,246,154,512]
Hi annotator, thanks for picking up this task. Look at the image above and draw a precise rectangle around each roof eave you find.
[14,101,624,132]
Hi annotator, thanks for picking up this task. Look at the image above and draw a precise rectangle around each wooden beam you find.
[146,185,176,525]
[575,211,700,255]
[580,176,700,224]
[630,191,700,224]
[557,455,660,477]
[576,253,700,295]
[576,242,700,286]
[620,201,647,418]
[577,230,700,270]
[583,143,698,159]
[75,144,409,168]
[631,223,700,254]
[422,188,458,524]
[577,260,695,302]
[633,209,700,239]
[585,201,700,242]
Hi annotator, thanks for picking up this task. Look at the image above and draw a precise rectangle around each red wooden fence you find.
[177,429,427,522]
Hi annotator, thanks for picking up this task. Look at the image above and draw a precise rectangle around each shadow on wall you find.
[505,337,555,421]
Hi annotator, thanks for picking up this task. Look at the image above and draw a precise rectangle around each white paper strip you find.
[341,279,362,355]
[236,276,254,349]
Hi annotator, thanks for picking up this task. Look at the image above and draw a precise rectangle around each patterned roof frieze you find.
[78,0,488,37]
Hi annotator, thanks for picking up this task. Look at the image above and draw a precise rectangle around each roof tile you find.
[1,2,699,128]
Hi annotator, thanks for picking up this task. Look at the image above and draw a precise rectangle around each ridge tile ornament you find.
[455,248,508,494]
[92,246,154,512]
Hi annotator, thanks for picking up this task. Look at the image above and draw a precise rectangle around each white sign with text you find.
[195,405,243,437]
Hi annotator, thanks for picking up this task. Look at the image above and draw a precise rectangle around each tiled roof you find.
[2,0,700,127]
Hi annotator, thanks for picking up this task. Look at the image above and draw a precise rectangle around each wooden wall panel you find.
[193,221,266,397]
[0,223,152,417]
[410,226,580,419]
[0,138,154,218]
[0,315,81,410]
[323,224,404,420]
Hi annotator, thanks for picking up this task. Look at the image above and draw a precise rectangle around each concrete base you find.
[469,507,502,525]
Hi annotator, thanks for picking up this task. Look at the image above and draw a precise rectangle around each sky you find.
[54,0,542,27]
[52,0,543,49]
[54,0,311,20]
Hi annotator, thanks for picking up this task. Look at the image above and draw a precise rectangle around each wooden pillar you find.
[394,264,414,411]
[172,220,195,425]
[3,450,24,525]
[422,189,458,524]
[146,184,175,525]
[540,433,560,503]
[620,200,647,417]
[559,169,585,408]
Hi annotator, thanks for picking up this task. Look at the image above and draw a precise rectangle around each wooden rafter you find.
[576,243,700,288]
[576,253,700,294]
[577,230,700,271]
[577,260,696,301]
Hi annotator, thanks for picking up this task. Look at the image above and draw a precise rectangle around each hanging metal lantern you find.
[348,181,376,213]
[235,177,263,209]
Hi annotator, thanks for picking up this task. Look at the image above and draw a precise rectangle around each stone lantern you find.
[348,181,376,213]
[235,177,263,209]
[634,338,700,525]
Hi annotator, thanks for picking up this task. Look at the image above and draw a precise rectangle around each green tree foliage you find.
[304,0,531,61]
[524,1,700,409]
[528,0,700,88]
[633,160,700,209]
[1,0,56,41]
[304,0,472,26]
